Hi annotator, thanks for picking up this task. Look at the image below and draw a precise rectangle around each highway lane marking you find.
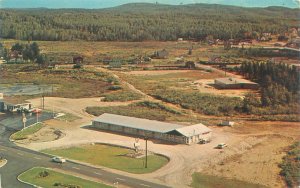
[94,172,102,176]
[116,178,126,181]
[140,183,151,187]
[72,167,80,170]
[34,157,41,160]
[0,148,7,151]
[17,152,24,156]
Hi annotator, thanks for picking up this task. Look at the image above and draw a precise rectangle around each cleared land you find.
[1,64,142,101]
[43,144,169,174]
[18,167,112,188]
[23,96,300,188]
[191,173,268,188]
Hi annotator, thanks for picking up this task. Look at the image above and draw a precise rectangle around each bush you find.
[108,85,122,90]
[38,171,49,178]
[53,182,81,188]
[73,64,82,69]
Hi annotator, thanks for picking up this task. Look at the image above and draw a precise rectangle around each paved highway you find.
[0,114,170,188]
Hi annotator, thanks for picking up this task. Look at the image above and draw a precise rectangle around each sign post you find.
[22,113,27,129]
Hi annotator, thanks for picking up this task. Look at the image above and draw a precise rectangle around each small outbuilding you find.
[73,56,84,64]
[220,121,235,127]
[214,77,259,89]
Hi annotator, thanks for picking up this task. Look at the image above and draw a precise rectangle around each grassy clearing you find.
[191,173,268,188]
[153,89,242,116]
[101,89,142,102]
[56,113,81,122]
[11,123,44,140]
[1,65,111,98]
[86,100,196,122]
[279,142,300,187]
[43,144,168,174]
[118,70,223,95]
[19,167,112,188]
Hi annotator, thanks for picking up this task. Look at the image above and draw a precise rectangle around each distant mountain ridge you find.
[0,0,299,9]
[0,2,298,41]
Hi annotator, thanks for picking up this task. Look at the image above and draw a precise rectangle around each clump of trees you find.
[238,48,299,58]
[240,61,299,114]
[4,42,48,66]
[279,142,300,187]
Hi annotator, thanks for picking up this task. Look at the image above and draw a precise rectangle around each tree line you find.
[0,3,298,41]
[240,62,299,112]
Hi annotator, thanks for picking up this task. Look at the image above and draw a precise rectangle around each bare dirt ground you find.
[192,79,256,98]
[15,126,65,144]
[16,96,299,188]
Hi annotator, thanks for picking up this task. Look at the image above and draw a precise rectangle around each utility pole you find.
[36,111,39,123]
[42,95,45,110]
[144,137,148,168]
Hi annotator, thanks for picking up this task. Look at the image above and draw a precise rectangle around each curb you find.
[17,167,112,188]
[9,122,43,142]
[0,159,7,168]
[40,142,170,178]
[17,167,41,188]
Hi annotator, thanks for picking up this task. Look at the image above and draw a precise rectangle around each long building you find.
[214,77,259,89]
[92,113,212,145]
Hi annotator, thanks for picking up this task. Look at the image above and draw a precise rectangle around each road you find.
[0,114,170,188]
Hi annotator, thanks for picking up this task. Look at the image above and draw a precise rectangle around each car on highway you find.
[52,156,66,163]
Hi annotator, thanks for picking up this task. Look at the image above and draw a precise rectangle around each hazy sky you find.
[0,0,299,8]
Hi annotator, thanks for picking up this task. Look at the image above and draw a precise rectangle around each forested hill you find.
[0,3,299,41]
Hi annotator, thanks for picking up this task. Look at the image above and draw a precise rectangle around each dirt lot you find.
[15,125,65,144]
[192,79,257,97]
[14,97,298,188]
[120,68,256,98]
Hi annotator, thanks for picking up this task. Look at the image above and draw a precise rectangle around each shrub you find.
[38,171,49,178]
[279,142,300,187]
[108,85,122,90]
[73,64,82,69]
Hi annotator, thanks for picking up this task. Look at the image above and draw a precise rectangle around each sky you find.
[0,0,299,9]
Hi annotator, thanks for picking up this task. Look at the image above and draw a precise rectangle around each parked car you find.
[216,143,227,149]
[199,139,210,144]
[52,156,66,163]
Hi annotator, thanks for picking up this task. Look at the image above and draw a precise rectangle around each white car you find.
[52,156,66,163]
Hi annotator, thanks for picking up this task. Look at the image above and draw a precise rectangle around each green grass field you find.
[191,173,268,188]
[19,167,112,188]
[11,123,44,140]
[43,144,169,174]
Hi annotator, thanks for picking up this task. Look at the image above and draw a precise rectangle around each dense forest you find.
[0,3,299,41]
[240,62,299,115]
